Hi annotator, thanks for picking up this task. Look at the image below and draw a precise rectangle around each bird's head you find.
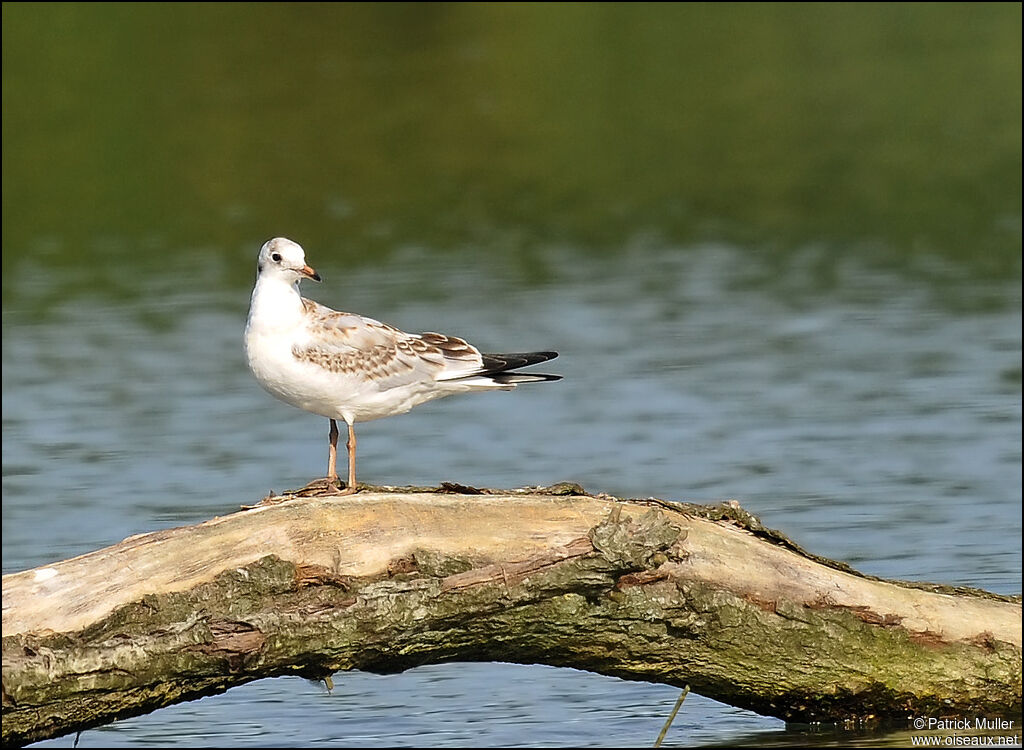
[256,237,321,285]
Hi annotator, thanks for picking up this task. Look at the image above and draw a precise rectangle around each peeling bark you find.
[2,486,1021,747]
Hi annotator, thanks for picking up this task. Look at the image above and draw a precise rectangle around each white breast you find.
[245,275,328,412]
[245,275,437,424]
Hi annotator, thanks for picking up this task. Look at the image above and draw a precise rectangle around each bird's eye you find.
[271,253,282,262]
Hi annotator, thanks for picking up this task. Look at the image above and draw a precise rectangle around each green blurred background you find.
[4,2,1020,293]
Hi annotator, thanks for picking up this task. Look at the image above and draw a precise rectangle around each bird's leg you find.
[338,422,358,495]
[327,418,340,483]
[297,419,343,495]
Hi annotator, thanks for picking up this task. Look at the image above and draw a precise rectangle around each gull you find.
[244,237,561,495]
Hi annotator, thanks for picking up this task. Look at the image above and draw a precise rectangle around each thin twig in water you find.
[654,685,690,747]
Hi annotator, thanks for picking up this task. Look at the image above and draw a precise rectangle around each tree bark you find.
[2,484,1021,747]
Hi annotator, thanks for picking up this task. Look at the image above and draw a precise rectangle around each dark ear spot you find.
[258,263,264,273]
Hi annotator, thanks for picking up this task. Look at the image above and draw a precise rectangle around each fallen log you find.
[2,484,1020,746]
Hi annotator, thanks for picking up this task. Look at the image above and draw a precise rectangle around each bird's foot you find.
[291,477,358,497]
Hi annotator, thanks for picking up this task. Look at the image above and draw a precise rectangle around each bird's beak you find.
[300,265,321,282]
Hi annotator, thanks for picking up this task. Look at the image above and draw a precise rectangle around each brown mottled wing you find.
[417,332,487,381]
[292,299,486,388]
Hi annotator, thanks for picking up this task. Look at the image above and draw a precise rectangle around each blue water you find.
[4,244,1020,747]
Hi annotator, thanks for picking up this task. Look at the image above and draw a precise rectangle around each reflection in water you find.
[2,3,1020,747]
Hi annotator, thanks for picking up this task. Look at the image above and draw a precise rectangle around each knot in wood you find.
[588,507,683,570]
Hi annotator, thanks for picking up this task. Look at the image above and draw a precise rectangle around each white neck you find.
[246,273,305,333]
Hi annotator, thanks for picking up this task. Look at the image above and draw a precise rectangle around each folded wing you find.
[293,299,558,391]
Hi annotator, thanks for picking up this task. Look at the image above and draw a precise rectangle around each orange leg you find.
[326,419,340,482]
[338,421,358,495]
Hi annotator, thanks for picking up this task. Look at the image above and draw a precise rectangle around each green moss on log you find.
[3,500,1020,747]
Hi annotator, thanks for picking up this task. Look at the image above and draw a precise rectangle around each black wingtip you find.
[480,351,559,375]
